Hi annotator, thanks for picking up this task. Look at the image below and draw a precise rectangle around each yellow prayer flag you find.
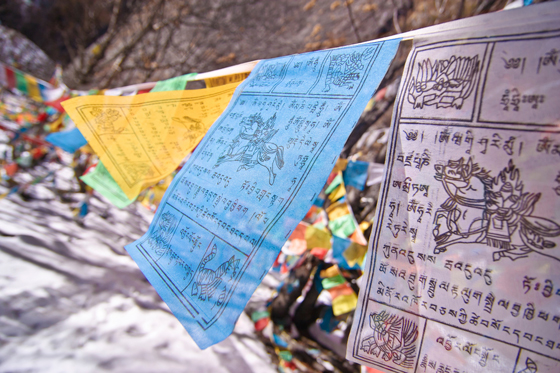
[320,265,340,279]
[332,158,348,173]
[205,72,250,88]
[332,293,358,316]
[47,114,64,132]
[62,82,241,199]
[343,242,367,268]
[328,183,346,202]
[304,225,332,250]
[25,75,42,102]
[359,221,371,232]
[325,201,350,221]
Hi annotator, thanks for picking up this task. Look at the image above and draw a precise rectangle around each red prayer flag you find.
[5,67,15,89]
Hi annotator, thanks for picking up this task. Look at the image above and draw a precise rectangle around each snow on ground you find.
[0,168,276,373]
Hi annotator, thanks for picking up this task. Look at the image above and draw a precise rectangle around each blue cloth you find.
[319,307,339,333]
[125,38,401,349]
[332,235,360,270]
[313,195,325,207]
[78,201,89,218]
[343,160,369,190]
[45,128,87,153]
[273,334,289,348]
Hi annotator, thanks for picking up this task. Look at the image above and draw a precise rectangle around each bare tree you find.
[63,0,416,89]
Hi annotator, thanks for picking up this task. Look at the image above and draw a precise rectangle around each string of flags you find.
[0,61,55,102]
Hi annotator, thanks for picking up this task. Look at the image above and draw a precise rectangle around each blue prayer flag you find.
[45,128,87,153]
[125,38,401,349]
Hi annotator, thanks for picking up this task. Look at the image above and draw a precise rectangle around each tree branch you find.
[345,0,361,43]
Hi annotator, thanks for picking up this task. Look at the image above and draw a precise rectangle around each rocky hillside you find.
[62,0,526,89]
[1,0,527,89]
[0,25,55,82]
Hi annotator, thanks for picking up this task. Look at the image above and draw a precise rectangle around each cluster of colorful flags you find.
[246,158,373,370]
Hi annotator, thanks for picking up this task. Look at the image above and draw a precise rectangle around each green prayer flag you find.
[151,73,198,92]
[251,310,270,322]
[15,71,28,94]
[328,214,356,238]
[278,351,292,362]
[325,174,343,195]
[81,162,134,209]
[321,274,346,289]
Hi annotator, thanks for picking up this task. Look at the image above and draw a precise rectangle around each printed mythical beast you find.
[432,157,560,261]
[408,55,479,110]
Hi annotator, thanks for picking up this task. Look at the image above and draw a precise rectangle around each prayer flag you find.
[45,128,87,154]
[62,82,241,200]
[125,39,401,349]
